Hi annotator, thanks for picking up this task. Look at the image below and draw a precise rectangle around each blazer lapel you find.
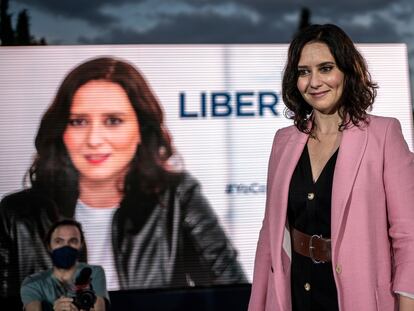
[331,123,368,260]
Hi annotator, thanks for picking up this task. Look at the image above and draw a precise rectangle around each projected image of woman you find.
[248,24,414,310]
[0,57,246,297]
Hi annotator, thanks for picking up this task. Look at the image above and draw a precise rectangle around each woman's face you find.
[63,80,141,185]
[296,42,345,114]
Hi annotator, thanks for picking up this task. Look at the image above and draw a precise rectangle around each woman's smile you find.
[84,153,111,165]
[308,90,329,98]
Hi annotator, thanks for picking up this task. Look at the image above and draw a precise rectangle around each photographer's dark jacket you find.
[0,173,246,298]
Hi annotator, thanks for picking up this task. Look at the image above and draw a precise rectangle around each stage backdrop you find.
[0,44,412,285]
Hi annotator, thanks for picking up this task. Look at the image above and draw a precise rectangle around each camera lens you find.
[74,289,97,310]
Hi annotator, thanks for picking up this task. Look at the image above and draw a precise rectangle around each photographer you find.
[20,220,109,311]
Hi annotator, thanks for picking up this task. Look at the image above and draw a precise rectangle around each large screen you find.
[0,44,412,291]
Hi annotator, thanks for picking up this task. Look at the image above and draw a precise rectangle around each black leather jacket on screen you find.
[0,173,247,298]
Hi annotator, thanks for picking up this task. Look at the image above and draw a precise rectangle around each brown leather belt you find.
[291,227,332,263]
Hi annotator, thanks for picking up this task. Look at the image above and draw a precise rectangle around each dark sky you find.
[9,0,414,102]
[10,0,413,44]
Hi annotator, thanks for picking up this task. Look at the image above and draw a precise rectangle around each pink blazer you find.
[248,115,414,311]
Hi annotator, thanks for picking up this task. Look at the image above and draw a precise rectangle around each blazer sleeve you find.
[248,130,281,311]
[383,118,414,293]
[248,210,271,310]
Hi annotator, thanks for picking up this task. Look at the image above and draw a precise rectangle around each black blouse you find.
[287,144,339,311]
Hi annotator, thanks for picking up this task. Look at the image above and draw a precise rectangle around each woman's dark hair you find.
[282,24,378,133]
[29,57,178,205]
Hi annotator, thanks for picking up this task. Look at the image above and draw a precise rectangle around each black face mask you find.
[51,246,80,269]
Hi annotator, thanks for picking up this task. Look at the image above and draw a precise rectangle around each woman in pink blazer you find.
[248,24,414,311]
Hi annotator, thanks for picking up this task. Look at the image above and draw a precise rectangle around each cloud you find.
[14,0,142,26]
[78,10,297,44]
[314,13,405,43]
[73,1,410,46]
[176,0,394,19]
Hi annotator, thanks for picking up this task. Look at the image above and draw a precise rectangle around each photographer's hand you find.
[53,296,79,311]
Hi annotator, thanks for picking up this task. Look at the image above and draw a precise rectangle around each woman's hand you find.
[400,295,414,311]
[53,296,79,311]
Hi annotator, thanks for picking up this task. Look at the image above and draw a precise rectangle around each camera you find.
[73,288,97,311]
[72,267,97,311]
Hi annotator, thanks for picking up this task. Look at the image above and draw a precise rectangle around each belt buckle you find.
[309,234,325,264]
